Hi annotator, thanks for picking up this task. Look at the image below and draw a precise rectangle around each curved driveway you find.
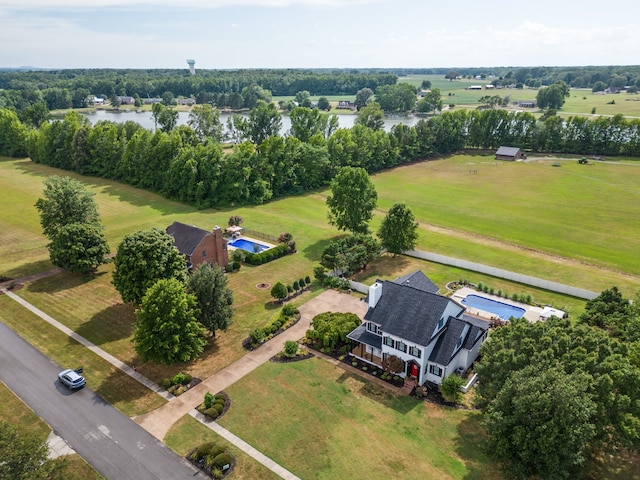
[0,321,206,480]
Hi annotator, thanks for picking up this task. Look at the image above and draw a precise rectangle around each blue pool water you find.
[461,294,526,320]
[228,238,270,253]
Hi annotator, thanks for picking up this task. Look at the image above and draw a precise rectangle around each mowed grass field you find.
[2,154,640,478]
[218,358,499,480]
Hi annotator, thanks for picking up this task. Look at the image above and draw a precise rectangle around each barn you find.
[495,146,526,161]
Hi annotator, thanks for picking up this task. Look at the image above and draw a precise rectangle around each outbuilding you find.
[495,146,526,161]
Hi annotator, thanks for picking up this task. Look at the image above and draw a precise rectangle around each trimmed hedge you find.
[249,305,300,348]
[243,244,289,265]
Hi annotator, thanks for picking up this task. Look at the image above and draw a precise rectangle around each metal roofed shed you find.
[495,146,526,161]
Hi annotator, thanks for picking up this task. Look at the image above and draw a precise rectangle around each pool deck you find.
[226,235,276,251]
[451,287,545,323]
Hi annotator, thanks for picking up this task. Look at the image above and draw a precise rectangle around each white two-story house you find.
[347,271,489,386]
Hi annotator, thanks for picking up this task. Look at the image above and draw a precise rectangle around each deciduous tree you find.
[112,229,187,304]
[187,263,233,337]
[270,281,288,302]
[355,102,385,131]
[133,278,206,364]
[187,104,224,142]
[48,222,110,274]
[326,166,377,234]
[377,202,419,255]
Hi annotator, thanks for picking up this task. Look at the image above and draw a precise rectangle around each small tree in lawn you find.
[287,284,294,296]
[298,277,306,289]
[305,275,311,285]
[283,340,299,358]
[270,281,288,303]
[133,278,206,365]
[293,280,300,293]
[440,374,465,403]
[377,202,419,255]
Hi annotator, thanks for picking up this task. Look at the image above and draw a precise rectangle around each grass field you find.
[2,153,640,477]
[217,358,500,480]
[0,382,103,479]
[164,415,281,480]
[399,74,640,117]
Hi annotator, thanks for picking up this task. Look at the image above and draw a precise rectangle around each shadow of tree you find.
[301,234,349,262]
[76,302,136,345]
[3,260,56,281]
[26,270,104,293]
[455,414,504,480]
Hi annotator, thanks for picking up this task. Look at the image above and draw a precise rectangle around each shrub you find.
[231,249,246,263]
[194,442,217,458]
[497,289,502,297]
[305,275,311,284]
[299,277,306,288]
[293,280,300,291]
[287,284,294,294]
[204,407,219,419]
[250,328,265,345]
[161,378,173,389]
[483,285,489,293]
[212,453,233,470]
[282,304,298,317]
[440,374,465,403]
[213,403,224,414]
[172,372,192,385]
[512,293,519,301]
[243,244,289,265]
[232,261,241,272]
[526,294,533,304]
[283,340,299,358]
[477,282,483,291]
[204,391,215,409]
[352,361,358,367]
[175,385,188,395]
[214,398,226,407]
[489,287,494,295]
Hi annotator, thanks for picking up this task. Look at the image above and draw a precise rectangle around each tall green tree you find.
[289,107,329,142]
[537,81,570,110]
[48,222,110,274]
[485,365,596,480]
[377,202,419,255]
[187,263,233,337]
[355,102,385,131]
[112,229,187,304]
[34,176,100,239]
[133,278,206,364]
[151,103,179,132]
[354,87,374,109]
[375,83,417,113]
[0,108,28,157]
[187,104,224,142]
[326,166,377,234]
[416,88,442,113]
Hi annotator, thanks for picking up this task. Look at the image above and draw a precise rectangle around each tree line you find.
[2,105,640,208]
[0,69,397,110]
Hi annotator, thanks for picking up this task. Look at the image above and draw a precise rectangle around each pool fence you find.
[242,228,278,243]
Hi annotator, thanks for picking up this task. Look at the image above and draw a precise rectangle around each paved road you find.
[0,321,206,480]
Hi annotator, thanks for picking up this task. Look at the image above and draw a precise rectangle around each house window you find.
[455,335,464,350]
[409,346,421,358]
[395,340,407,353]
[429,364,443,377]
[436,317,445,331]
[383,336,394,347]
[367,322,380,334]
[202,250,207,258]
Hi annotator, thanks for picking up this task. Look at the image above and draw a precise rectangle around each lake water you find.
[81,109,422,134]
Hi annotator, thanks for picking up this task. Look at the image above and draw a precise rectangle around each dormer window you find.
[436,317,445,331]
[455,335,464,350]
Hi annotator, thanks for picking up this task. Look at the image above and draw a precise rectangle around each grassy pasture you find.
[217,358,500,480]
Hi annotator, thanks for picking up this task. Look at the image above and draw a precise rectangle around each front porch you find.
[350,343,383,367]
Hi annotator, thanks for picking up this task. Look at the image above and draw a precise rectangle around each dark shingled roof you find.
[394,271,439,294]
[364,280,458,346]
[166,221,211,256]
[347,324,382,349]
[429,317,467,365]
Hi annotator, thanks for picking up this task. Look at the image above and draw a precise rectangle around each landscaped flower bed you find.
[197,391,230,421]
[243,304,300,350]
[161,372,201,396]
[187,441,235,479]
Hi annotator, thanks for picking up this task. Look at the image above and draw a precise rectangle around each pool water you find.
[461,294,526,320]
[228,238,269,253]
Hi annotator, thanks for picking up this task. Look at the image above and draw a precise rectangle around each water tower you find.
[187,59,196,75]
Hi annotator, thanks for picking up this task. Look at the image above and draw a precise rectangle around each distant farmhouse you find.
[337,100,356,110]
[495,146,526,161]
[166,222,228,270]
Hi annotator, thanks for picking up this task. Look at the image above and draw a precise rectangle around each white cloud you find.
[0,0,381,8]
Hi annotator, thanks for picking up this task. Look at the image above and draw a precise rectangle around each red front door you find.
[411,362,419,377]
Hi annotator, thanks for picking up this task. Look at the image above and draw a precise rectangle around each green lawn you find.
[218,358,500,480]
[0,382,103,479]
[164,415,281,480]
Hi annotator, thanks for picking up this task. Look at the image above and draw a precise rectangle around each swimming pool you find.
[228,237,270,253]
[461,294,526,320]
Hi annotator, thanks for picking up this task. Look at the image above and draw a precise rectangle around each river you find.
[80,109,422,134]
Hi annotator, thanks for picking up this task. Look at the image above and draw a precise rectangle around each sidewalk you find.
[133,289,368,439]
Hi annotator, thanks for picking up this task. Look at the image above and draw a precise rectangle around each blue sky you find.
[1,0,639,69]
